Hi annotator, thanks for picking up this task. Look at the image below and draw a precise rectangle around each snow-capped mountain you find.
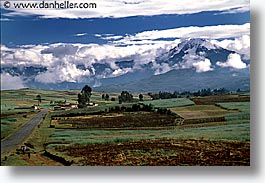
[156,38,235,69]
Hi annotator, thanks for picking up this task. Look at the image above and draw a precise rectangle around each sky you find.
[0,0,250,89]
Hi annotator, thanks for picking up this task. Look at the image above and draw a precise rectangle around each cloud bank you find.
[99,23,250,49]
[217,53,248,69]
[193,59,213,73]
[211,35,250,59]
[1,73,26,90]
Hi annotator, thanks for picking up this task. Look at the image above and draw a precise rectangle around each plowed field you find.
[56,112,177,128]
[191,95,250,105]
[55,139,250,166]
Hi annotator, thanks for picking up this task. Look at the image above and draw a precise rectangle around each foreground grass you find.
[1,111,61,166]
[1,112,38,140]
[1,153,29,166]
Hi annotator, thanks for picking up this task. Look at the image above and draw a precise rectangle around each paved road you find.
[1,109,48,154]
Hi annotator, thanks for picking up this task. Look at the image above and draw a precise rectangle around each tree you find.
[118,95,122,104]
[77,85,92,108]
[105,94,110,101]
[36,94,42,106]
[81,85,92,103]
[118,91,133,103]
[139,94,144,101]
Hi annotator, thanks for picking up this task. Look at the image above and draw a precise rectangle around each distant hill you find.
[94,68,249,92]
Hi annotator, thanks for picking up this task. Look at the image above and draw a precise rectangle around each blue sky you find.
[0,0,250,89]
[1,10,249,46]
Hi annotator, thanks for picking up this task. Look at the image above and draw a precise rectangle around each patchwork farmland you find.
[1,88,250,166]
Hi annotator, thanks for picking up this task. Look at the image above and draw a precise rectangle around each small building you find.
[31,105,40,110]
[70,103,78,109]
[88,102,99,107]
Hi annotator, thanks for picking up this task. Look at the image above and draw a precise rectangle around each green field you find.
[216,102,250,121]
[1,88,250,166]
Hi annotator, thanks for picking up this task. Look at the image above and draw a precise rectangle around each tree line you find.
[77,85,235,107]
[148,88,231,100]
[78,86,144,107]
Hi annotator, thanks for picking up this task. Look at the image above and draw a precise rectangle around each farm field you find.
[54,139,250,166]
[141,98,195,108]
[1,88,250,166]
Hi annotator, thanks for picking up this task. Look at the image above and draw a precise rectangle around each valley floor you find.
[1,89,250,166]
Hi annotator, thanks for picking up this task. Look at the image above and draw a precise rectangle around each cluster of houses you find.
[53,102,98,111]
[30,100,99,111]
[53,103,78,111]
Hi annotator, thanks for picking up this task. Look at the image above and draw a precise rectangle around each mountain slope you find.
[95,68,250,92]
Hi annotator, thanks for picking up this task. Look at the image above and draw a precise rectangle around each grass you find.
[141,98,195,108]
[46,100,250,150]
[1,89,250,165]
[1,153,29,166]
[26,112,56,151]
[216,102,250,121]
[47,119,250,148]
[216,102,250,111]
[1,112,38,139]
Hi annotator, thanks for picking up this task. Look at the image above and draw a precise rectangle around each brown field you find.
[170,104,238,125]
[170,105,237,119]
[191,95,250,105]
[54,112,177,128]
[54,139,250,166]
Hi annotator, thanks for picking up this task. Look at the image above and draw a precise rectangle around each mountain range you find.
[1,38,250,92]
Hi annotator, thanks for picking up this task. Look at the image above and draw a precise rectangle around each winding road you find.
[1,109,48,154]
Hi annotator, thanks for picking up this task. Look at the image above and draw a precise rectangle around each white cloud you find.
[192,59,213,72]
[0,18,13,21]
[111,68,133,77]
[112,23,250,45]
[41,44,79,58]
[1,73,26,90]
[35,63,91,83]
[211,35,250,59]
[216,53,247,69]
[1,0,249,19]
[74,33,87,37]
[100,35,124,41]
[153,62,171,75]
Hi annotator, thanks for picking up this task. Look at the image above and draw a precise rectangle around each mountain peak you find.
[178,38,219,51]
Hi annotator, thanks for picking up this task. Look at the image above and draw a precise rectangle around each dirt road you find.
[1,109,48,154]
